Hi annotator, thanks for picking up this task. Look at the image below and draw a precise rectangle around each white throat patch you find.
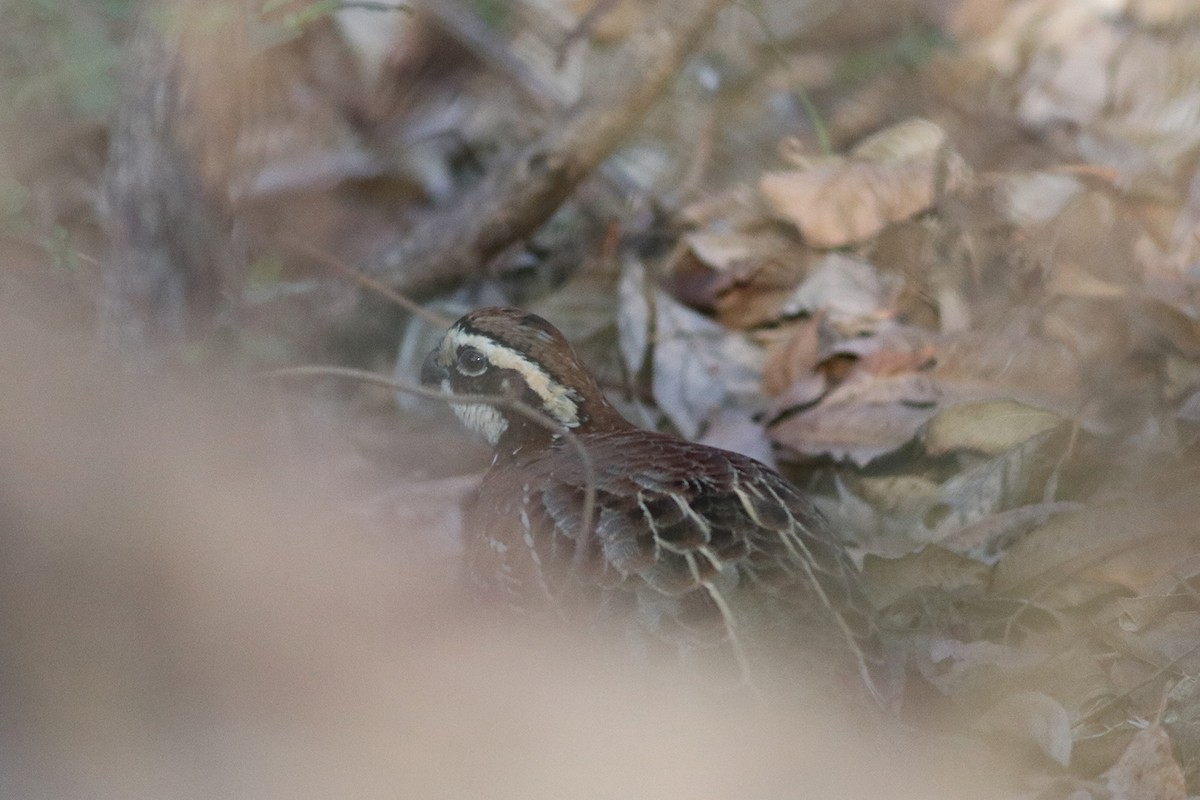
[443,377,509,445]
[447,331,582,427]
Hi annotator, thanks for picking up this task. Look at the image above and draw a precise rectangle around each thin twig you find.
[264,364,598,559]
[280,236,452,327]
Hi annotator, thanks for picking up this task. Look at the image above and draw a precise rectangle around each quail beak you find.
[420,348,448,388]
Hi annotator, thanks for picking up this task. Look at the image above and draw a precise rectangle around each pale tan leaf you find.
[1128,0,1200,24]
[851,117,952,162]
[682,231,762,272]
[760,160,937,248]
[761,313,824,397]
[862,547,990,609]
[976,691,1073,767]
[932,319,1084,417]
[1164,677,1200,789]
[936,502,1083,563]
[923,639,1050,697]
[769,372,939,466]
[779,253,893,324]
[994,171,1085,225]
[760,119,967,248]
[925,399,1066,456]
[991,493,1200,596]
[1105,725,1186,800]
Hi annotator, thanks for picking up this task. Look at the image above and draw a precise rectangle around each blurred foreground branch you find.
[370,0,733,292]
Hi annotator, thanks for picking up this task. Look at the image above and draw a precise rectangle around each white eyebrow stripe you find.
[449,330,581,427]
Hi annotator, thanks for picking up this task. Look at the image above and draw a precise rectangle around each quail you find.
[421,307,892,701]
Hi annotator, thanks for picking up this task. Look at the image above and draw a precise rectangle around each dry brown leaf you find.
[932,320,1084,418]
[621,262,764,440]
[1014,17,1119,130]
[1105,725,1186,800]
[858,343,936,378]
[1104,611,1200,679]
[769,372,939,466]
[682,231,763,272]
[1164,677,1200,790]
[991,492,1200,597]
[760,119,965,248]
[760,160,939,249]
[1127,0,1200,24]
[935,502,1082,564]
[975,691,1073,767]
[923,639,1050,697]
[993,171,1085,226]
[862,547,990,609]
[925,399,1066,457]
[761,313,824,397]
[779,253,893,324]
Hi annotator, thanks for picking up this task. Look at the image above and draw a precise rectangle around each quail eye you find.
[456,347,488,377]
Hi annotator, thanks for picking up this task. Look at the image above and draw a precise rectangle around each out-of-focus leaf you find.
[760,118,967,248]
[925,400,1066,457]
[935,431,1044,520]
[682,231,763,271]
[932,318,1084,418]
[1164,677,1200,790]
[1102,611,1200,677]
[769,372,939,466]
[568,0,644,41]
[778,253,893,325]
[936,502,1083,564]
[862,547,989,609]
[1104,725,1186,800]
[992,495,1200,598]
[621,260,765,440]
[976,691,1073,767]
[697,408,775,467]
[923,639,1050,697]
[994,171,1085,225]
[760,313,823,397]
[674,228,813,327]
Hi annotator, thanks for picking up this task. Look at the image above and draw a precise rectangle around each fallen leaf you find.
[682,230,763,271]
[976,691,1073,767]
[652,298,764,439]
[778,253,894,324]
[761,160,938,248]
[761,312,825,397]
[769,372,940,466]
[993,171,1085,225]
[923,639,1050,696]
[991,494,1200,598]
[760,118,967,248]
[697,407,776,467]
[1104,725,1186,800]
[1164,677,1200,790]
[862,547,990,609]
[924,399,1066,456]
[932,318,1084,418]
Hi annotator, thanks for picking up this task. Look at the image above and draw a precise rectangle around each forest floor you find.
[5,1,1200,797]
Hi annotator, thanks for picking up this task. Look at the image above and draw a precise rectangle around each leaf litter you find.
[20,0,1200,795]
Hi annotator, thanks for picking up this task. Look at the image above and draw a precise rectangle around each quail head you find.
[421,306,894,702]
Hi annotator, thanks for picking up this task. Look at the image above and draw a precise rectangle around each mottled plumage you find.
[422,307,891,700]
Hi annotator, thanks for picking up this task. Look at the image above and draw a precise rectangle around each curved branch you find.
[370,0,734,292]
